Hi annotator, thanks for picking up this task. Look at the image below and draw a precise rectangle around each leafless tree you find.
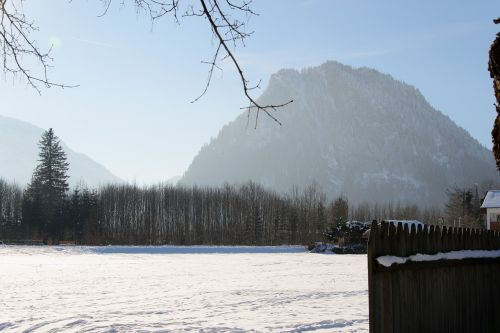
[0,0,292,124]
[2,174,450,245]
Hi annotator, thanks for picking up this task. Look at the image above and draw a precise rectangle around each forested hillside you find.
[181,61,499,206]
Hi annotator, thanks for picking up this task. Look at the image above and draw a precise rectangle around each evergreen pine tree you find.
[24,128,69,242]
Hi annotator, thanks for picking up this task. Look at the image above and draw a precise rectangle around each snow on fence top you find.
[368,220,500,259]
[377,249,500,267]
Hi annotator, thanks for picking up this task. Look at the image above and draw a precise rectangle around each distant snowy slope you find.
[0,115,121,187]
[180,61,499,206]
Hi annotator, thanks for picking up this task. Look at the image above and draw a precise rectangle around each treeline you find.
[0,178,476,245]
[0,179,22,239]
[2,128,486,245]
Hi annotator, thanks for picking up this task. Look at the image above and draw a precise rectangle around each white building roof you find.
[480,190,500,208]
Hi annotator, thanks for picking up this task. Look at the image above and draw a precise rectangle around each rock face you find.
[0,115,121,187]
[180,61,499,206]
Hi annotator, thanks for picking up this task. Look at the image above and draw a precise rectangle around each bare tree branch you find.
[196,0,293,127]
[0,0,78,93]
[1,0,292,125]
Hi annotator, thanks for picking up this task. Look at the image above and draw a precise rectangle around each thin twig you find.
[198,0,293,126]
[0,0,78,92]
[1,0,293,123]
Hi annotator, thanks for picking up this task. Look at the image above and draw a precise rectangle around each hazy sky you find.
[1,0,498,183]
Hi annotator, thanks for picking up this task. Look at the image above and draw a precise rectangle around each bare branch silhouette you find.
[194,0,293,126]
[0,0,78,93]
[0,0,292,124]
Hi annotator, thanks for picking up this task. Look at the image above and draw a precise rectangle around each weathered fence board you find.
[368,221,500,333]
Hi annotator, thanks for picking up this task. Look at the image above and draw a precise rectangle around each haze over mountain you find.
[0,115,121,187]
[180,61,499,206]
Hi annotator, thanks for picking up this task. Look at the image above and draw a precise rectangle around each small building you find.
[480,190,500,230]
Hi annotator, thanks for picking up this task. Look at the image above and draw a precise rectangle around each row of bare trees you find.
[1,178,481,245]
[0,179,22,239]
[71,182,326,245]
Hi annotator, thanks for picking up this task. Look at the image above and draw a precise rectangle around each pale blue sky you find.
[1,0,499,183]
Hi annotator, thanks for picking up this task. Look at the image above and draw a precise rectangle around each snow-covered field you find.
[0,246,368,332]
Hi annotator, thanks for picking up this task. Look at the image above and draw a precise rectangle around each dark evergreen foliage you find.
[489,19,500,169]
[23,128,69,242]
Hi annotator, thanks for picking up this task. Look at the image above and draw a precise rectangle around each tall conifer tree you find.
[25,128,69,241]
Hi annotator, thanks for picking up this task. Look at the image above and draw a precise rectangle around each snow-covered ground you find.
[0,246,368,332]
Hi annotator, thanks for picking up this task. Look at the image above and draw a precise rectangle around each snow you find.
[377,256,409,267]
[377,249,500,267]
[0,246,368,332]
[384,220,423,227]
[79,245,306,254]
[345,220,372,229]
[480,190,500,208]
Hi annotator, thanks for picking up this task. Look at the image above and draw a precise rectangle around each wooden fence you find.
[368,221,500,333]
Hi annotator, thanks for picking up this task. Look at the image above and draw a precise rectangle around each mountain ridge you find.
[180,61,499,206]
